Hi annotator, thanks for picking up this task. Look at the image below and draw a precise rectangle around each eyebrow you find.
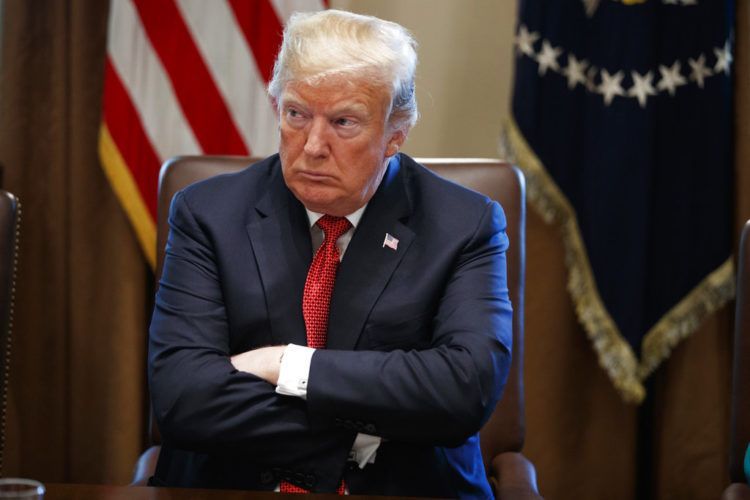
[281,94,371,117]
[280,96,307,110]
[330,102,369,116]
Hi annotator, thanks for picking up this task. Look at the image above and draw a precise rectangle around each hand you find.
[231,345,286,385]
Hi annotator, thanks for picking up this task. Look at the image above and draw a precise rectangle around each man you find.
[149,9,512,498]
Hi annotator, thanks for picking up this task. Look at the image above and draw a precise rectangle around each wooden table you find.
[44,483,404,499]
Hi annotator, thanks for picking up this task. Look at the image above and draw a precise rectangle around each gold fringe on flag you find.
[500,116,735,404]
[98,124,157,270]
[639,258,735,379]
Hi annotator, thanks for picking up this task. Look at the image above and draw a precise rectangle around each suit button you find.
[259,471,274,484]
[294,472,305,484]
[305,474,315,487]
[364,423,376,433]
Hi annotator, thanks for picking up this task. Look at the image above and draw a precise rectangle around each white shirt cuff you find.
[275,344,380,470]
[275,343,315,399]
[350,433,380,468]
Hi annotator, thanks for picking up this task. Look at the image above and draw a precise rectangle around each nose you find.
[303,117,330,158]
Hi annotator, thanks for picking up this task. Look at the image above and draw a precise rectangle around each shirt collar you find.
[305,204,367,230]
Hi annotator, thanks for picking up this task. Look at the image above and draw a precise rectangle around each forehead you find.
[281,75,391,112]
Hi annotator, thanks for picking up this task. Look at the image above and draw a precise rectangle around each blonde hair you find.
[268,9,419,131]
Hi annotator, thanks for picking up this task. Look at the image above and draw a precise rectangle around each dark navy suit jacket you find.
[148,153,512,498]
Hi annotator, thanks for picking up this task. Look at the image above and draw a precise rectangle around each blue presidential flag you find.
[502,0,734,402]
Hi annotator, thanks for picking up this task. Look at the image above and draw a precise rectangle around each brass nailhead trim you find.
[0,199,20,475]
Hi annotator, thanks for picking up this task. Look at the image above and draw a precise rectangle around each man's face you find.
[278,76,406,216]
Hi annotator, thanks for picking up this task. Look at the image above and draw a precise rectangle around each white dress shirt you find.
[275,206,381,470]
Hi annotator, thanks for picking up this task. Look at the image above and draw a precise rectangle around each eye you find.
[284,107,307,127]
[334,117,356,127]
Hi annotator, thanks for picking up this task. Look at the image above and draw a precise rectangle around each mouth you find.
[297,170,334,182]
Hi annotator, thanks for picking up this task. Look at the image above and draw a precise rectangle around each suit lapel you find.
[245,164,311,347]
[327,155,415,351]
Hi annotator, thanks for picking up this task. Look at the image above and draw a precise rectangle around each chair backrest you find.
[730,220,750,482]
[155,156,527,468]
[0,190,19,475]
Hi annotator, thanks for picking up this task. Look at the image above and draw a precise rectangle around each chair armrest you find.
[489,451,543,499]
[723,483,750,500]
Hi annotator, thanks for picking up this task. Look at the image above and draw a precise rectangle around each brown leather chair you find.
[0,190,19,475]
[134,156,541,498]
[724,221,750,500]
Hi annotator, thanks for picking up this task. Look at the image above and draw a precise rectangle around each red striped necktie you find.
[280,215,351,495]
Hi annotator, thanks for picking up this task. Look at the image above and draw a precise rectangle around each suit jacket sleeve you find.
[149,190,354,475]
[306,199,512,447]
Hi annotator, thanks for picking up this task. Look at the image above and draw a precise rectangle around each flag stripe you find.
[177,0,280,156]
[133,0,249,155]
[102,58,162,219]
[107,0,200,161]
[102,0,327,267]
[228,0,284,84]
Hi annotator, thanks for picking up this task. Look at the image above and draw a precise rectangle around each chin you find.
[292,187,337,213]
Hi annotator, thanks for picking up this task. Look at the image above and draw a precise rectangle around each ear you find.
[385,128,408,157]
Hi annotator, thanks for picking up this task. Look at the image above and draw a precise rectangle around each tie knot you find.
[317,215,352,243]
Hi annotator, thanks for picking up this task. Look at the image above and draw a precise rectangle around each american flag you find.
[383,233,399,251]
[99,0,327,268]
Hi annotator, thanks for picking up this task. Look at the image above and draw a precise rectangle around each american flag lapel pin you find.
[383,233,399,251]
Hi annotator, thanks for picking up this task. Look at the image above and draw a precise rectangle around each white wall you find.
[330,0,518,159]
